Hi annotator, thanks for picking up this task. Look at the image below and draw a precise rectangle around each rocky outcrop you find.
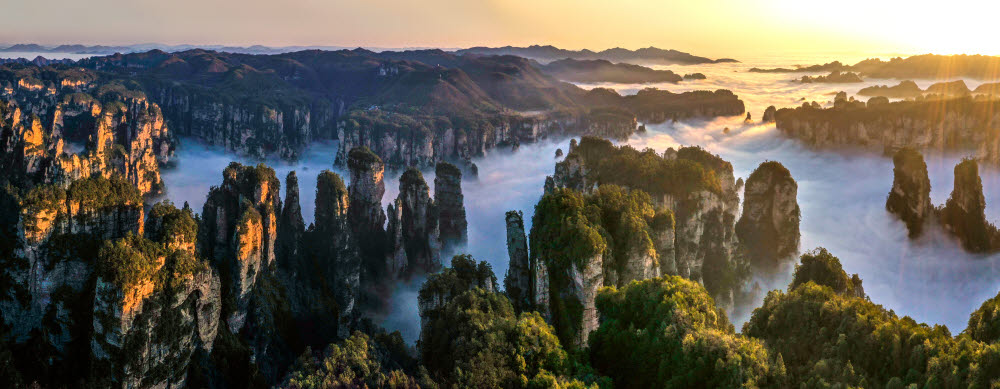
[503,210,532,313]
[859,80,923,98]
[347,147,387,252]
[614,89,745,124]
[295,171,362,338]
[735,161,801,271]
[539,58,683,84]
[0,174,221,387]
[1,176,144,352]
[434,162,467,253]
[277,171,305,266]
[925,80,971,97]
[333,109,636,170]
[529,138,751,345]
[91,203,221,388]
[417,254,496,335]
[199,162,280,333]
[867,96,890,108]
[0,72,175,196]
[775,98,1000,166]
[562,254,603,347]
[939,159,1000,252]
[859,80,970,99]
[142,82,335,159]
[762,105,776,123]
[332,88,742,171]
[386,168,441,278]
[798,71,862,83]
[546,139,747,305]
[886,148,933,238]
[346,147,390,301]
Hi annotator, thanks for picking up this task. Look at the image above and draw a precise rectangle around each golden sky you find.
[1,0,994,57]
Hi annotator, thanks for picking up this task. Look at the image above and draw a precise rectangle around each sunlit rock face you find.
[386,168,441,278]
[886,148,933,238]
[1,176,144,353]
[0,69,174,197]
[434,161,468,253]
[346,147,387,253]
[346,146,390,303]
[939,159,1000,253]
[199,162,280,333]
[92,203,221,389]
[774,98,1000,166]
[0,173,220,387]
[735,161,801,272]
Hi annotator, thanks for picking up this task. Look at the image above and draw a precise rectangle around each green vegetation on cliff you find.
[590,276,776,388]
[417,254,497,308]
[570,136,725,196]
[281,331,427,389]
[419,288,592,388]
[745,248,1000,388]
[416,255,601,388]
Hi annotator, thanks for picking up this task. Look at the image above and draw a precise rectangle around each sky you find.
[1,0,997,57]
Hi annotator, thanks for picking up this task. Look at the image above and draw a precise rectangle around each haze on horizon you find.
[2,0,997,58]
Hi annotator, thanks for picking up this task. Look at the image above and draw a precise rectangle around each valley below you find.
[156,53,1000,337]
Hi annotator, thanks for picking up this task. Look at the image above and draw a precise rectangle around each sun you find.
[767,0,1000,56]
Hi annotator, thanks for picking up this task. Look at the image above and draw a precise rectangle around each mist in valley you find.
[158,54,1000,342]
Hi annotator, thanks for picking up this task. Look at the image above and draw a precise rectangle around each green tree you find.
[589,276,774,388]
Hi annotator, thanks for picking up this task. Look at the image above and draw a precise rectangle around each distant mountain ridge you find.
[0,43,452,56]
[539,58,684,84]
[2,43,739,66]
[749,54,1000,80]
[456,44,739,64]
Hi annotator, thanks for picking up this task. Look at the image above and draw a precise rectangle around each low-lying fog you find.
[161,53,1000,342]
[160,137,567,343]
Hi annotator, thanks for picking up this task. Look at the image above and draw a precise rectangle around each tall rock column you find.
[311,170,361,336]
[346,147,389,290]
[735,161,801,272]
[278,171,305,266]
[386,168,441,278]
[939,159,1000,252]
[503,210,532,313]
[885,148,933,238]
[199,162,281,333]
[434,162,468,253]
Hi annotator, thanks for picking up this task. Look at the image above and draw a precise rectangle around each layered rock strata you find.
[775,98,1000,166]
